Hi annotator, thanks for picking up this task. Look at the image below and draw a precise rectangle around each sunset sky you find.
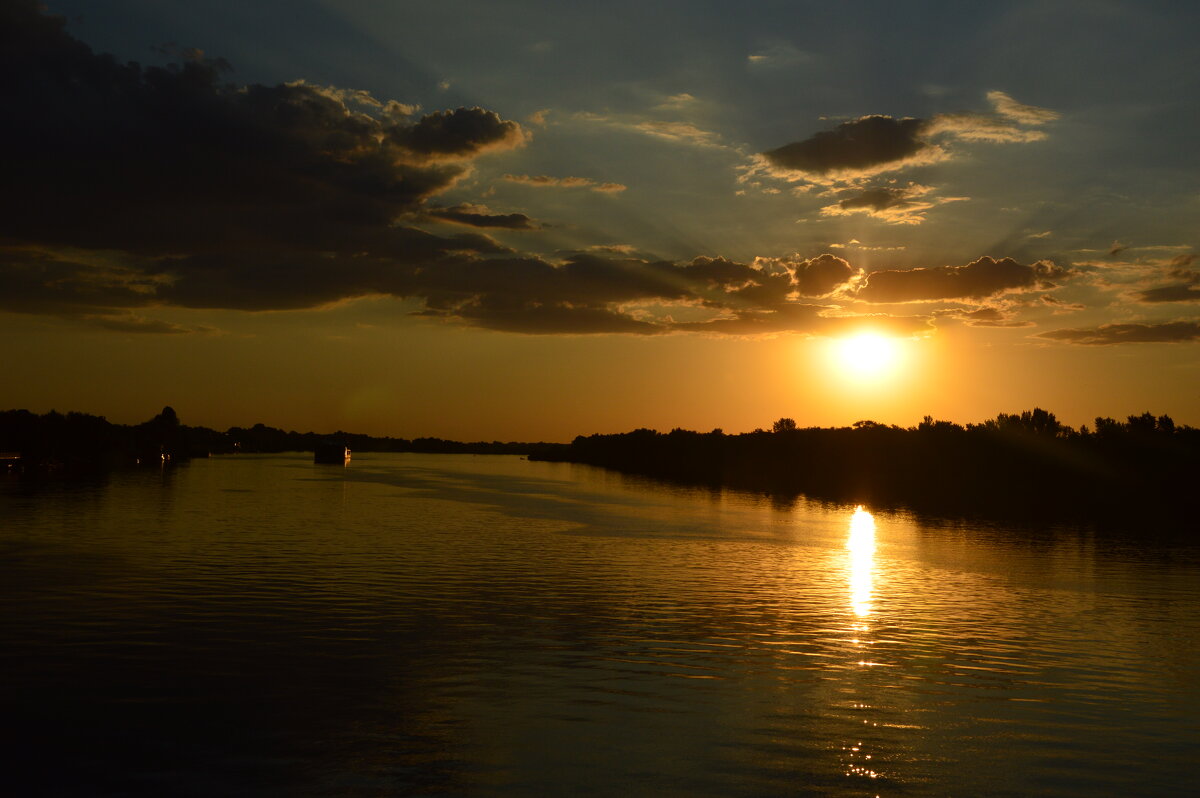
[3,0,1198,440]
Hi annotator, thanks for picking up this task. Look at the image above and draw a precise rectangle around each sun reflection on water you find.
[847,506,876,617]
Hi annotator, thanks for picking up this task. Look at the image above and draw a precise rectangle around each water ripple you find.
[2,454,1198,796]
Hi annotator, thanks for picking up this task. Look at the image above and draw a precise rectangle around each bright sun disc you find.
[836,332,899,377]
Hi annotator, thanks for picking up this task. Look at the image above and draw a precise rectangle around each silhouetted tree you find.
[918,415,963,433]
[532,408,1198,522]
[1127,411,1157,435]
[1094,416,1122,439]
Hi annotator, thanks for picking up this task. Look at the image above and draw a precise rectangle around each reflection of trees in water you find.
[536,409,1198,523]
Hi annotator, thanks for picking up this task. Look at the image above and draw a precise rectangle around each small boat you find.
[314,442,351,465]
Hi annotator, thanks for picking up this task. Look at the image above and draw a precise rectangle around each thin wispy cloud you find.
[746,42,813,70]
[1038,321,1200,345]
[573,112,731,150]
[819,184,968,225]
[503,174,627,192]
[987,90,1061,125]
[425,203,540,230]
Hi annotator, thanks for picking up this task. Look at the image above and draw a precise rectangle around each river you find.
[2,453,1196,796]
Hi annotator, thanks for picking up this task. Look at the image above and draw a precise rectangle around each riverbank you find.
[531,410,1198,525]
[0,407,563,472]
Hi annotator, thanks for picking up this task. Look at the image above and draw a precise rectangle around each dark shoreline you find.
[530,411,1198,528]
[0,407,561,473]
[5,405,1196,529]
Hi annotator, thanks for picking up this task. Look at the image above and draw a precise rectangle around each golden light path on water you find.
[847,505,876,618]
[844,505,882,786]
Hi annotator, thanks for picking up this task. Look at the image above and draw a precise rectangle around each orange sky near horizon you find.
[4,306,1193,441]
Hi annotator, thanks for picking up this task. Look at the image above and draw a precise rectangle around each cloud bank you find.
[0,3,1089,342]
[856,257,1070,303]
[1037,322,1200,345]
[0,0,526,261]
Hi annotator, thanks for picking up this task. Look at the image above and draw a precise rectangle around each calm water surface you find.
[2,454,1197,796]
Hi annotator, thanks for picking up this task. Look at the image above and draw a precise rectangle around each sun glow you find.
[832,332,902,379]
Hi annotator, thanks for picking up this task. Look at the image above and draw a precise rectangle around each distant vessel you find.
[314,442,351,465]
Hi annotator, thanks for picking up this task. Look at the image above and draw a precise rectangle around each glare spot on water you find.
[848,506,876,617]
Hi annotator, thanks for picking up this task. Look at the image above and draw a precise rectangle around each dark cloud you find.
[755,93,1056,184]
[420,299,663,335]
[959,307,1006,322]
[153,249,773,328]
[156,231,510,311]
[402,253,784,335]
[721,271,794,308]
[1136,260,1199,302]
[426,204,538,230]
[1041,295,1085,311]
[0,239,924,336]
[0,248,160,316]
[761,116,931,177]
[1037,321,1200,345]
[0,248,218,334]
[0,0,526,259]
[933,305,1033,328]
[966,319,1034,328]
[0,225,513,315]
[958,307,1026,326]
[790,254,856,297]
[391,107,527,159]
[680,256,756,285]
[732,254,855,300]
[671,306,932,337]
[2,216,902,336]
[818,183,962,225]
[856,257,1070,303]
[1136,283,1200,303]
[0,3,940,340]
[837,188,911,212]
[83,314,210,335]
[411,252,839,317]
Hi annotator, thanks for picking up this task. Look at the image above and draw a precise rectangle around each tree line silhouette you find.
[5,405,1196,522]
[531,409,1198,521]
[0,407,558,471]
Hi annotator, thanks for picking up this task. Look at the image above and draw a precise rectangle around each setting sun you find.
[833,332,902,379]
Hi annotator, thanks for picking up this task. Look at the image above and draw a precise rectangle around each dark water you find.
[2,454,1197,796]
